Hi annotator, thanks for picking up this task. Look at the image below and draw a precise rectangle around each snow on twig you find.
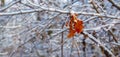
[83,31,115,57]
[0,0,20,11]
[0,0,119,20]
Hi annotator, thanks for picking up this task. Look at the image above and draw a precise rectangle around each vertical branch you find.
[82,38,86,57]
[0,0,5,7]
[36,0,42,21]
[90,0,99,13]
[61,22,65,57]
[70,38,74,57]
[73,38,80,57]
[36,12,41,21]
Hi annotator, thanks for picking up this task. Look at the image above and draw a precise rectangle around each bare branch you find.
[0,9,43,16]
[0,8,120,19]
[83,31,115,57]
[108,0,120,10]
[27,0,120,19]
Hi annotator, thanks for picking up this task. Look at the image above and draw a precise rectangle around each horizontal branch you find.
[0,8,120,19]
[27,0,120,19]
[0,0,20,11]
[49,28,115,57]
[0,52,8,55]
[50,22,117,37]
[0,8,43,16]
[40,7,120,19]
[0,25,21,28]
[0,0,119,20]
[111,42,120,46]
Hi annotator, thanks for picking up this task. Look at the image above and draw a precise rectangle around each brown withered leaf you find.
[66,13,84,38]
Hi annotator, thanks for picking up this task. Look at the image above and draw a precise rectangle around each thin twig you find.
[0,0,20,11]
[0,1,119,19]
[82,38,86,57]
[73,39,81,57]
[108,30,118,43]
[61,22,65,57]
[83,31,115,57]
[90,0,118,43]
[0,9,119,19]
[108,0,120,10]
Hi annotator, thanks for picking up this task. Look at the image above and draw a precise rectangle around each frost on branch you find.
[0,0,120,57]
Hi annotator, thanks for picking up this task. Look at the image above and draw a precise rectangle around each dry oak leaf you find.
[67,29,76,38]
[74,19,83,33]
[66,13,84,38]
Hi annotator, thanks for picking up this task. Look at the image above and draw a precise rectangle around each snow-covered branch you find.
[108,0,120,10]
[0,0,20,11]
[0,0,119,20]
[0,8,43,15]
[0,8,120,19]
[27,0,120,19]
[83,31,115,57]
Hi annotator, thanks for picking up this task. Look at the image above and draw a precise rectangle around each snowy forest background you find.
[0,0,120,57]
